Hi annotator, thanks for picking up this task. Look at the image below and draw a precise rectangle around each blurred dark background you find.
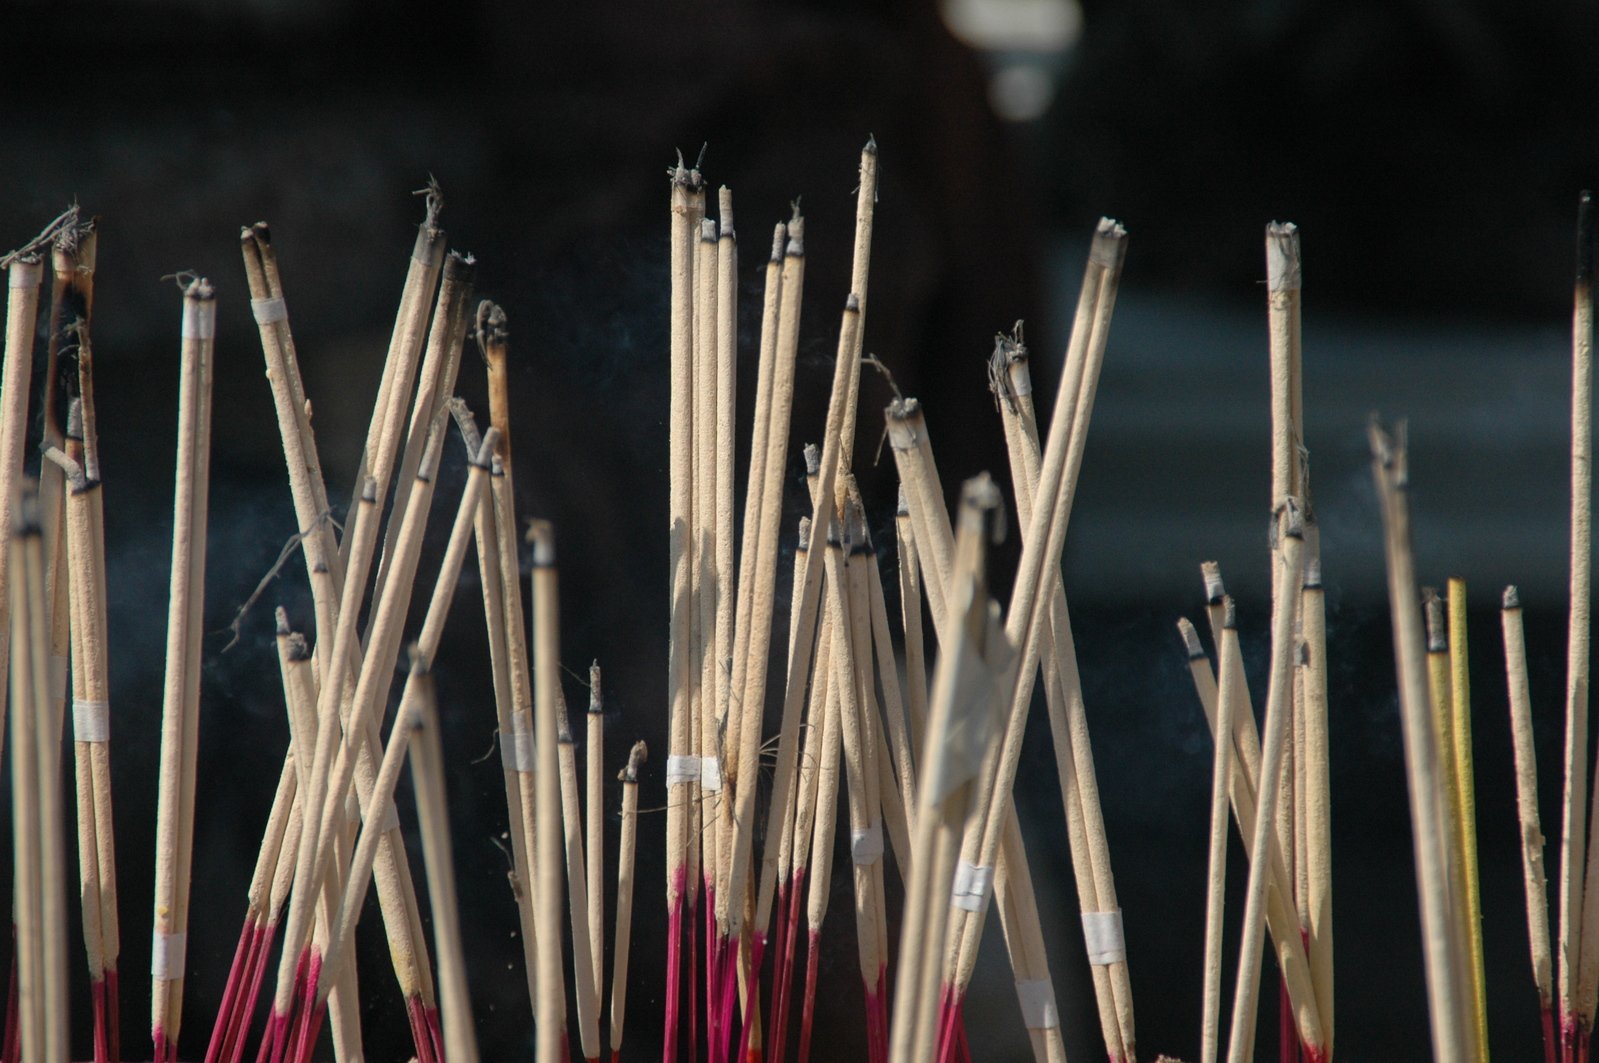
[3,0,1599,1059]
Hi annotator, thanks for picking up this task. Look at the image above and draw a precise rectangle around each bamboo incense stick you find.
[1505,585,1558,1063]
[665,156,703,1063]
[798,658,842,1063]
[889,476,1009,1063]
[1301,522,1334,1056]
[587,662,606,1013]
[611,741,647,1063]
[713,190,737,883]
[691,216,717,1056]
[1369,420,1472,1060]
[152,276,215,1062]
[1446,579,1489,1058]
[896,490,930,752]
[1563,189,1595,1061]
[557,689,602,1062]
[0,252,44,758]
[530,520,568,1063]
[404,657,480,1063]
[1200,597,1240,1063]
[1224,503,1306,1063]
[836,137,878,497]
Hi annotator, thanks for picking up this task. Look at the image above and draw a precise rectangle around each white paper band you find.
[501,727,535,773]
[182,301,216,339]
[73,699,110,744]
[850,821,884,865]
[151,930,187,979]
[1081,909,1126,965]
[699,755,723,792]
[1010,371,1033,397]
[950,861,993,912]
[8,262,40,288]
[666,754,701,787]
[250,296,288,324]
[1015,979,1059,1030]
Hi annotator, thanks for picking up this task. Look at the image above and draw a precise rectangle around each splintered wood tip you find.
[621,740,648,782]
[1423,588,1447,652]
[1503,584,1521,610]
[1089,217,1129,268]
[589,661,603,714]
[1177,617,1205,659]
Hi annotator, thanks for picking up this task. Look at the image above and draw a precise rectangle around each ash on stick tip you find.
[1177,617,1205,660]
[1295,638,1310,667]
[359,476,378,505]
[1503,584,1521,610]
[718,187,734,237]
[769,222,786,262]
[286,632,311,662]
[786,211,805,256]
[1423,587,1447,653]
[845,292,861,312]
[844,492,870,556]
[896,483,909,517]
[804,443,821,477]
[1579,191,1594,285]
[1201,561,1225,604]
[416,176,444,229]
[960,472,1005,540]
[588,661,603,715]
[528,519,556,567]
[274,606,291,636]
[700,218,718,243]
[1266,221,1302,292]
[1279,496,1305,539]
[1089,218,1129,268]
[797,515,811,550]
[181,275,215,301]
[863,134,878,155]
[620,740,648,783]
[669,151,706,190]
[1222,594,1238,630]
[443,250,476,281]
[885,395,922,422]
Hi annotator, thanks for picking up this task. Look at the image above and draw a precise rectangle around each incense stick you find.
[0,252,44,761]
[530,520,568,1063]
[1447,579,1489,1057]
[557,688,602,1062]
[152,277,215,1062]
[1301,523,1333,1056]
[611,741,647,1063]
[587,662,606,1016]
[1369,420,1472,1060]
[1505,585,1557,1063]
[1200,598,1240,1063]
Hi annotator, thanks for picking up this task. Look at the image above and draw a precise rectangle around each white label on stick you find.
[699,755,723,792]
[151,930,187,980]
[501,727,535,773]
[8,262,40,288]
[1015,979,1059,1030]
[1081,909,1126,965]
[73,699,110,743]
[850,821,884,865]
[950,861,993,912]
[182,300,216,339]
[666,754,701,787]
[250,296,288,324]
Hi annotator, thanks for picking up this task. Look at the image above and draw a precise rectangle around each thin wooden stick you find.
[836,137,878,489]
[1369,419,1472,1060]
[712,189,737,922]
[1447,578,1489,1057]
[557,689,602,1062]
[797,651,841,1063]
[393,658,473,1063]
[530,519,568,1063]
[0,252,44,760]
[587,663,606,1013]
[1224,503,1306,1063]
[1563,189,1595,1060]
[889,477,1009,1063]
[1200,598,1240,1063]
[1301,522,1334,1056]
[611,741,647,1063]
[1505,585,1558,1063]
[152,277,215,1061]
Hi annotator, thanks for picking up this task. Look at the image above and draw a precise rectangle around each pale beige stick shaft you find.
[371,252,476,618]
[611,742,647,1056]
[865,546,916,819]
[740,222,808,940]
[587,664,606,1008]
[152,280,214,1044]
[836,137,878,488]
[240,227,342,678]
[1369,422,1472,1060]
[1504,586,1554,1009]
[530,521,568,1063]
[406,662,481,1063]
[83,466,120,981]
[775,527,817,906]
[805,659,843,936]
[473,457,539,1015]
[556,696,602,1060]
[693,219,717,919]
[890,478,1009,1063]
[666,159,702,915]
[994,324,1135,1057]
[1302,528,1334,1051]
[1177,615,1323,1054]
[1225,508,1307,1063]
[0,255,44,757]
[713,191,737,860]
[739,296,862,949]
[16,495,70,1063]
[1201,599,1240,1063]
[1562,194,1592,1038]
[727,221,788,790]
[339,187,445,567]
[896,496,930,751]
[990,812,1068,1063]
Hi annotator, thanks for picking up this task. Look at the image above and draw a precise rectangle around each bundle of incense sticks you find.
[9,148,1599,1063]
